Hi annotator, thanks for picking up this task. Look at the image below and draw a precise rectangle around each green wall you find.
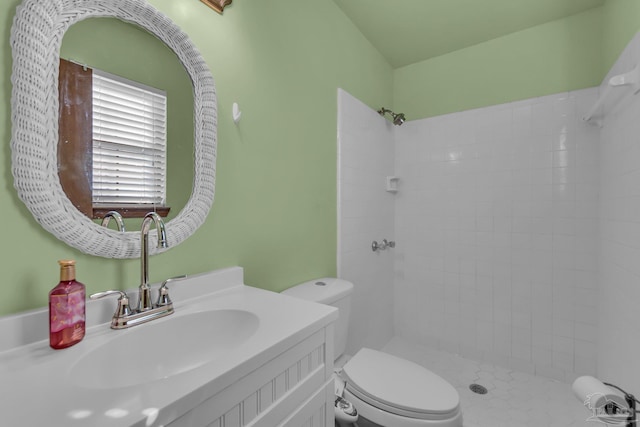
[602,0,640,72]
[393,1,640,121]
[0,0,392,316]
[3,0,640,317]
[393,8,605,120]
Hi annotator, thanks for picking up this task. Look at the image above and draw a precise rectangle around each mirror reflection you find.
[59,18,194,229]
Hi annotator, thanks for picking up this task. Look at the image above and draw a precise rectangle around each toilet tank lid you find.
[282,278,353,304]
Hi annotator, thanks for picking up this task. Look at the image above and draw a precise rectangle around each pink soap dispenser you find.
[49,260,86,349]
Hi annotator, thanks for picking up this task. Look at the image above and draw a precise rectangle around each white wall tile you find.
[338,60,640,385]
[393,87,599,378]
[598,32,640,394]
[338,89,395,355]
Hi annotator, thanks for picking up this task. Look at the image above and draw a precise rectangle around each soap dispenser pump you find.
[49,260,86,349]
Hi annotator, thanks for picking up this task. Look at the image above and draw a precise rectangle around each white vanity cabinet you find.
[168,327,335,427]
[0,267,337,427]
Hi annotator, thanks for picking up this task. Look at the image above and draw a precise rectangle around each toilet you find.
[282,278,463,427]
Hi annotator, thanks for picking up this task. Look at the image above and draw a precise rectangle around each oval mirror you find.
[10,0,217,258]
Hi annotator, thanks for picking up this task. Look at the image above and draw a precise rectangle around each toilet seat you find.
[341,348,460,420]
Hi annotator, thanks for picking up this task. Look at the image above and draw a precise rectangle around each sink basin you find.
[71,309,260,389]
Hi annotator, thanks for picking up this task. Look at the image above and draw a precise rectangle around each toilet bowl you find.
[282,278,463,427]
[341,348,462,426]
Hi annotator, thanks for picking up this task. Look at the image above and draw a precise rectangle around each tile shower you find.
[393,88,600,383]
[337,91,395,356]
[338,36,640,423]
[339,86,600,384]
[337,87,611,425]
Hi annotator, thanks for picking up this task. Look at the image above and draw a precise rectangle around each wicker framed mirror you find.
[10,0,217,258]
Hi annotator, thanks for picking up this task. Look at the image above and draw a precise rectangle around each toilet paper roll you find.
[572,376,619,410]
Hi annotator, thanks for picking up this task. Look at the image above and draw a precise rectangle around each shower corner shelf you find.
[583,64,640,127]
[386,176,399,193]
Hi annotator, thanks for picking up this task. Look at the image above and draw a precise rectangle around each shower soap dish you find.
[386,176,399,193]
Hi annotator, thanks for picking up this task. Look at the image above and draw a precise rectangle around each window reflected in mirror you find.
[58,18,194,223]
[59,58,170,218]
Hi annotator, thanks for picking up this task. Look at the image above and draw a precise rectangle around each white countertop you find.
[0,267,337,427]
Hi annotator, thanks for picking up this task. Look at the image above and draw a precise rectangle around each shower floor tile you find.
[381,337,592,427]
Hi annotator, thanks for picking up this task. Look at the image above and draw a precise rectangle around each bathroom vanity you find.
[0,267,337,427]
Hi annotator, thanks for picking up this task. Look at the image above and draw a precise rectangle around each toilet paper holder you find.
[603,382,637,427]
[573,376,637,427]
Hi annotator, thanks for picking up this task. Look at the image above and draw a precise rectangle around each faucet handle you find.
[90,290,132,319]
[156,275,187,307]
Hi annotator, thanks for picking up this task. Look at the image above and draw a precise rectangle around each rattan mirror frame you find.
[10,0,217,258]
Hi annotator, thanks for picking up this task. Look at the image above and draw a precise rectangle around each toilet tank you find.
[282,278,353,360]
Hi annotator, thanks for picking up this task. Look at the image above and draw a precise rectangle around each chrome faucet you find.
[90,212,183,330]
[371,239,396,252]
[100,210,126,232]
[138,212,168,312]
[90,275,187,330]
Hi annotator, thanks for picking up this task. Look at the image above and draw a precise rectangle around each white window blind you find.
[92,70,167,206]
